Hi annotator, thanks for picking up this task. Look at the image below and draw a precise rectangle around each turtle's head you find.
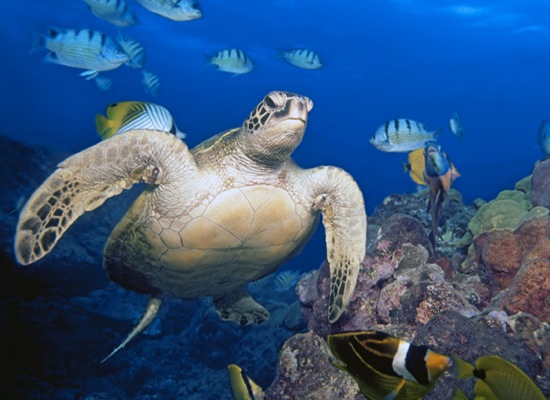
[240,91,313,165]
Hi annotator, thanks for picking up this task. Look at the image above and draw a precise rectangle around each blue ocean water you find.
[1,1,549,398]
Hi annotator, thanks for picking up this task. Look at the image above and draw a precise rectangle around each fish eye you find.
[109,103,118,108]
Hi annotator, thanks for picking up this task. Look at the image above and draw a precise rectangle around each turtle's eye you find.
[265,95,277,109]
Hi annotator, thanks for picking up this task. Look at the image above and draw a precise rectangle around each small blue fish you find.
[537,119,550,156]
[274,270,301,292]
[117,33,146,69]
[423,141,458,250]
[449,111,466,140]
[142,70,160,97]
[278,49,323,70]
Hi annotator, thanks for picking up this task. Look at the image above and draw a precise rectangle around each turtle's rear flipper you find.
[101,295,162,363]
[214,287,270,325]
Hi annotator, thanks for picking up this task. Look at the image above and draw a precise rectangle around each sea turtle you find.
[14,91,367,360]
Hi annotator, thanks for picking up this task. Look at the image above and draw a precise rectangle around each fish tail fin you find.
[452,386,469,400]
[434,128,443,139]
[28,25,46,54]
[175,130,186,140]
[95,113,118,140]
[275,48,286,58]
[452,355,475,379]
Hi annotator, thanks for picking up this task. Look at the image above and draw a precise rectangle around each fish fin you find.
[101,295,162,363]
[42,52,60,64]
[452,386,469,400]
[175,130,186,139]
[474,379,499,400]
[228,364,265,400]
[80,70,99,80]
[453,355,476,379]
[28,25,46,54]
[95,114,117,140]
[433,128,443,139]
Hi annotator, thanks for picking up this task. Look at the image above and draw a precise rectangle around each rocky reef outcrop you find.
[265,170,550,398]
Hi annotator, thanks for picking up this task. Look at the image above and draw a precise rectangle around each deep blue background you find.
[1,0,549,270]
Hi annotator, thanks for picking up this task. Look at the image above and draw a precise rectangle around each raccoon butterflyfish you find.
[404,146,460,186]
[95,101,185,140]
[452,355,546,400]
[327,330,452,400]
[228,364,265,400]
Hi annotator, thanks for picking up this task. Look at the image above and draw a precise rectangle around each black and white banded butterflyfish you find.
[228,364,265,400]
[327,330,452,400]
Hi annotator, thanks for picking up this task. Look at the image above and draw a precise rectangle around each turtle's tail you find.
[101,295,163,363]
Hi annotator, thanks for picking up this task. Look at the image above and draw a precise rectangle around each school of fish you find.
[31,0,323,92]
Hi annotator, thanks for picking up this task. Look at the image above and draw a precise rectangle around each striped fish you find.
[95,101,186,140]
[142,70,160,97]
[84,0,139,27]
[327,330,451,400]
[274,270,301,292]
[278,49,322,70]
[135,0,202,21]
[117,33,146,69]
[94,75,112,91]
[32,28,130,80]
[208,49,254,75]
[370,118,441,152]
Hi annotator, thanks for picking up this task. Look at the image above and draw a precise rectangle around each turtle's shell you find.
[103,179,318,298]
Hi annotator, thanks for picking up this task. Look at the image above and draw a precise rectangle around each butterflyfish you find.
[95,101,185,140]
[370,119,441,153]
[327,330,452,400]
[228,364,265,400]
[453,355,546,400]
[404,147,460,186]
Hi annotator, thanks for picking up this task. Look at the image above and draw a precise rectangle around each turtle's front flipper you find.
[308,166,367,323]
[214,287,270,325]
[101,295,162,363]
[15,129,197,265]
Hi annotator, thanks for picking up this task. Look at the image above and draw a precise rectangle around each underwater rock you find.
[532,158,550,208]
[470,215,550,300]
[264,331,360,399]
[500,258,550,322]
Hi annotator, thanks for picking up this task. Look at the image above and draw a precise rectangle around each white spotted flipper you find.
[14,129,197,265]
[308,166,367,323]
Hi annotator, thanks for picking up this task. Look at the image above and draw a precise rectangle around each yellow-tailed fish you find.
[404,147,460,186]
[278,49,323,70]
[207,49,254,76]
[95,101,185,140]
[134,0,202,21]
[370,119,441,152]
[453,355,546,400]
[423,141,459,251]
[117,33,146,69]
[31,27,130,80]
[84,0,139,27]
[327,330,452,400]
[228,364,265,400]
[449,111,466,140]
[141,70,160,97]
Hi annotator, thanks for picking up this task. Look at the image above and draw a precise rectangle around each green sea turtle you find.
[14,91,367,360]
